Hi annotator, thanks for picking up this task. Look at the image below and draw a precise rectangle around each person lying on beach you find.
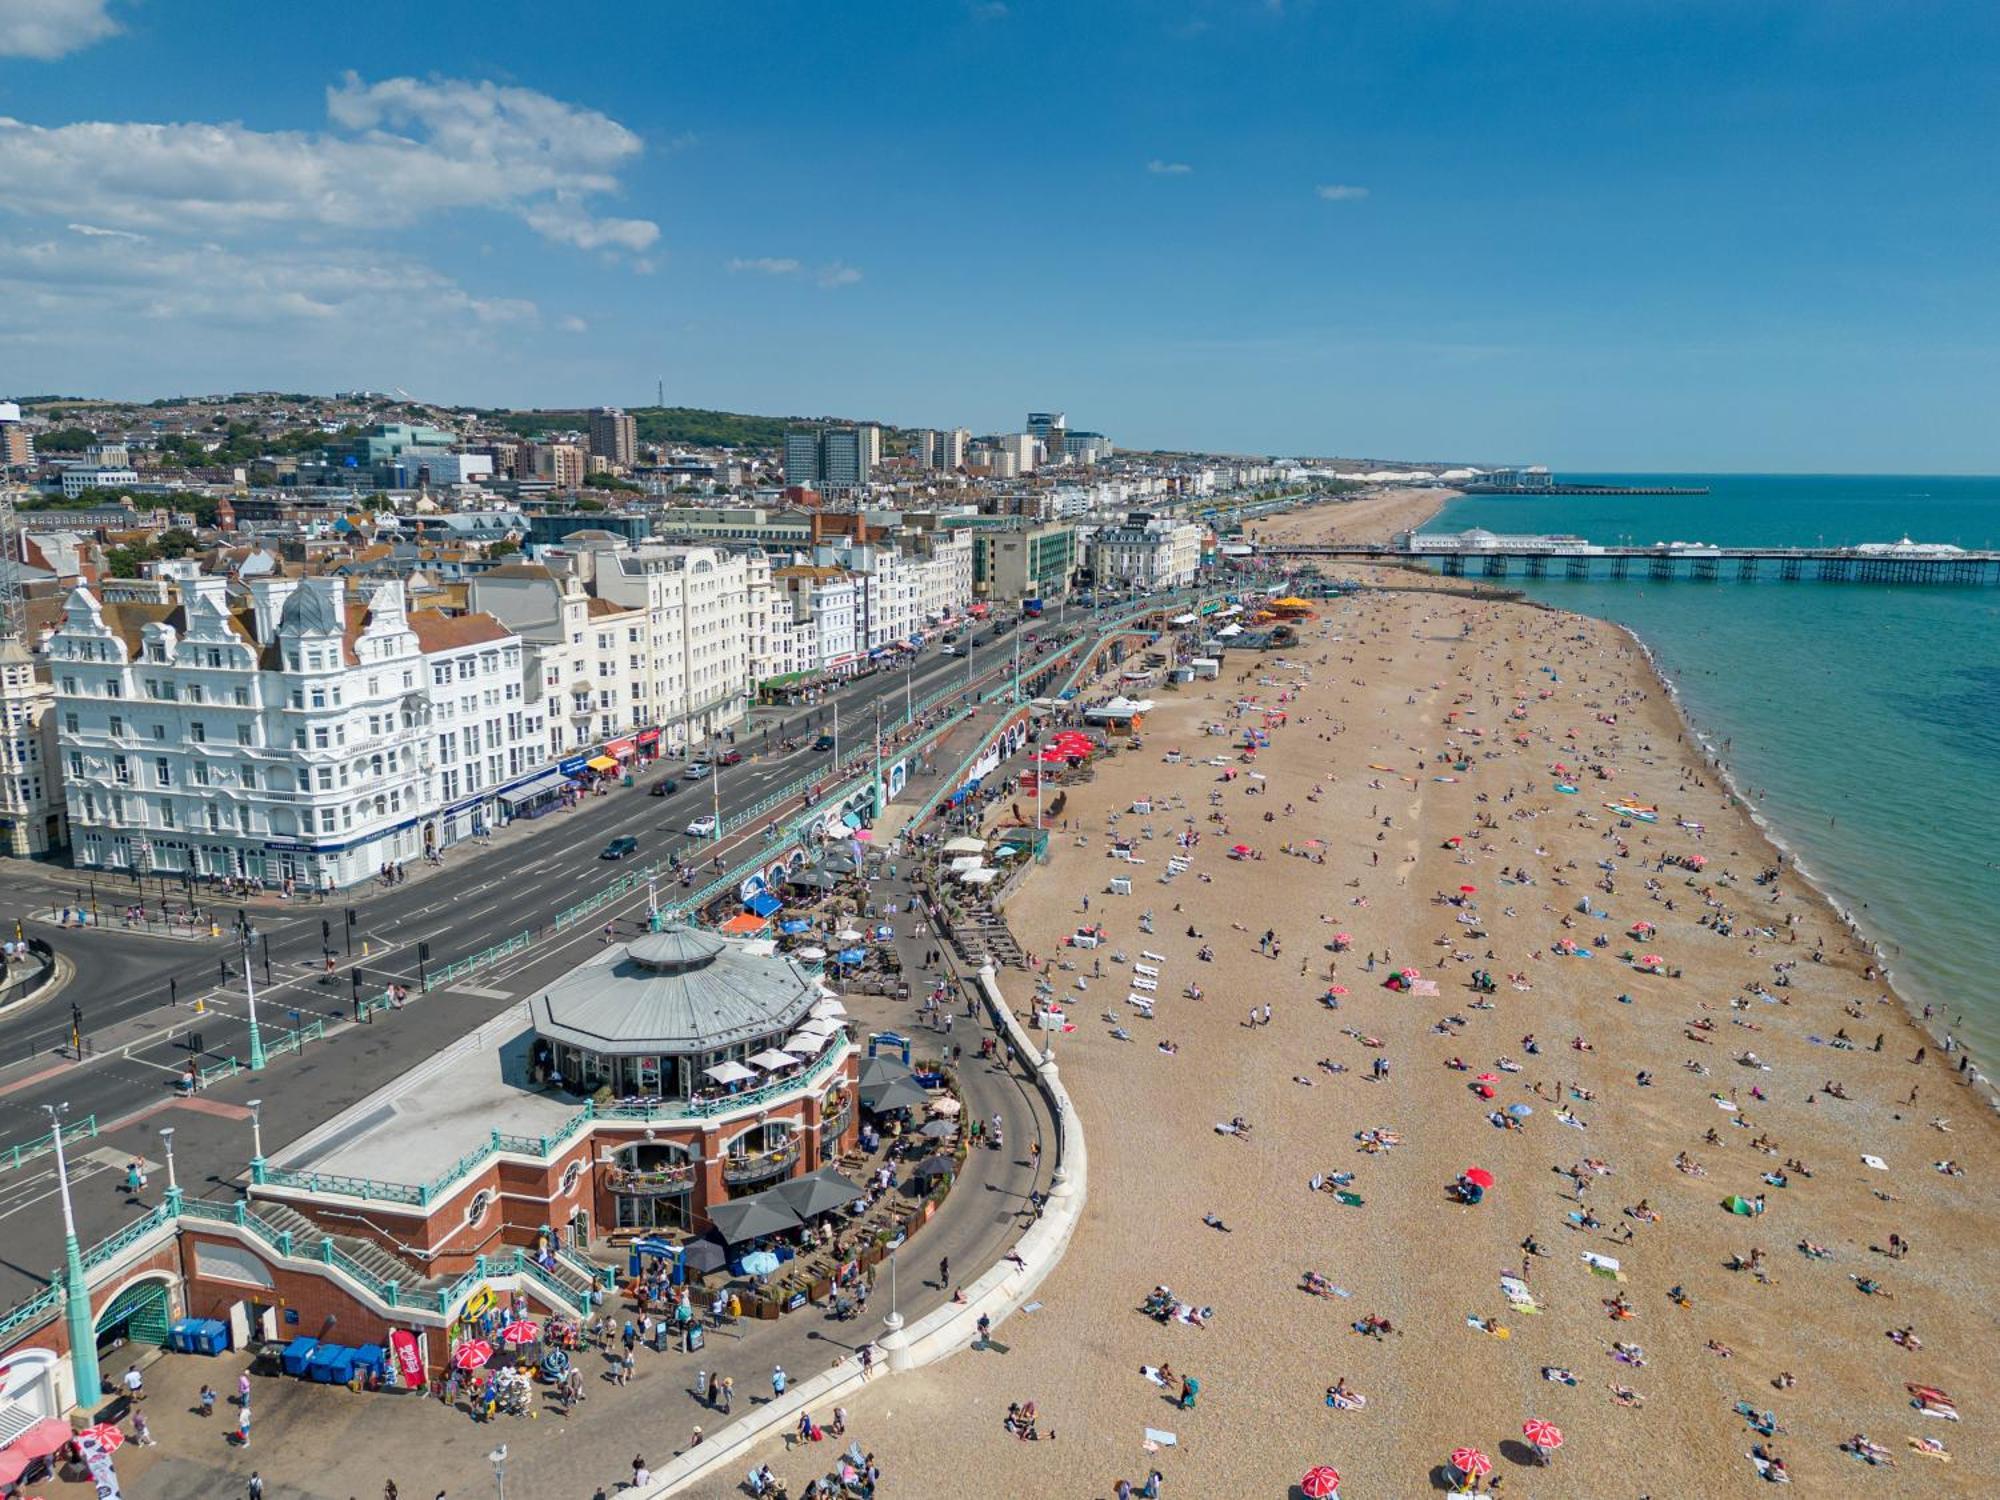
[1202,1213,1231,1232]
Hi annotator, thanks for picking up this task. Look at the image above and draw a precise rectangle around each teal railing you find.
[1,1114,96,1175]
[0,1284,61,1344]
[78,1204,172,1273]
[199,1056,242,1086]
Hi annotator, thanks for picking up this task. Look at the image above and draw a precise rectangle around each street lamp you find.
[159,1126,179,1211]
[246,1098,265,1184]
[488,1444,508,1500]
[241,927,267,1072]
[43,1101,100,1409]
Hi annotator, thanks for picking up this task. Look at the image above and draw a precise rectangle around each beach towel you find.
[1140,1366,1168,1387]
[1581,1252,1623,1280]
[1326,1390,1367,1410]
[1143,1429,1178,1449]
[1861,1154,1888,1171]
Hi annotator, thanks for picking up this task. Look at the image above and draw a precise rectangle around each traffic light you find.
[322,918,331,946]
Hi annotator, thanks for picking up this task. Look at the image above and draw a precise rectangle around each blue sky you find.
[2,0,1997,470]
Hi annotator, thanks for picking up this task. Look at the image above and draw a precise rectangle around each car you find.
[684,761,712,780]
[940,644,962,657]
[717,749,745,767]
[812,733,836,752]
[685,814,718,838]
[600,836,639,860]
[648,779,680,798]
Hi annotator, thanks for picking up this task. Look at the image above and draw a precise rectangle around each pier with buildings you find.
[1247,530,2000,585]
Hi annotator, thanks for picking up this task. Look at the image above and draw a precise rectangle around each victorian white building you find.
[50,575,545,890]
[589,546,754,748]
[1087,512,1204,591]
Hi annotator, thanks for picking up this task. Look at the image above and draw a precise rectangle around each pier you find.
[1458,482,1709,496]
[1245,533,2000,585]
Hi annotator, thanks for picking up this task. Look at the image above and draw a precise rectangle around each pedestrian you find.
[248,1472,264,1500]
[123,1363,145,1402]
[619,1350,635,1385]
[236,1404,252,1447]
[696,1368,710,1405]
[771,1364,787,1399]
[199,1383,217,1417]
[938,1256,950,1287]
[386,1483,399,1500]
[631,1455,650,1488]
[131,1410,156,1446]
[721,1375,734,1413]
[126,1160,146,1196]
[237,1371,252,1406]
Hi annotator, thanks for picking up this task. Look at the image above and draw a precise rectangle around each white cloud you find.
[1315,183,1368,201]
[816,262,863,289]
[0,0,119,60]
[558,314,589,333]
[728,256,803,276]
[0,72,660,254]
[1147,159,1194,176]
[0,234,536,332]
[67,222,145,241]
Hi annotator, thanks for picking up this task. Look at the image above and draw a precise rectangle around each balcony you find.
[722,1140,799,1186]
[606,1163,696,1197]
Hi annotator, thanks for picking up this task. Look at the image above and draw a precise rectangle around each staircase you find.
[250,1202,446,1299]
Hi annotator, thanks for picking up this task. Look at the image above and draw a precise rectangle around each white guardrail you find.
[642,962,1087,1496]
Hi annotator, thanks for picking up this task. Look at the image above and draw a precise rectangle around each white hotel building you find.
[48,575,546,890]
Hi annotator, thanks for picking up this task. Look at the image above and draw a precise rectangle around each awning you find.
[607,739,636,759]
[745,892,783,918]
[842,811,864,829]
[704,1061,758,1085]
[586,755,619,773]
[768,1166,864,1220]
[496,769,569,808]
[636,728,661,747]
[748,1048,802,1072]
[0,1418,77,1485]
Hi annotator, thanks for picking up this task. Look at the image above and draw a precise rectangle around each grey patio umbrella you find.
[768,1166,865,1220]
[860,1075,929,1113]
[919,1119,959,1138]
[680,1237,729,1275]
[787,869,840,890]
[913,1154,956,1180]
[858,1054,914,1088]
[705,1194,804,1245]
[820,854,859,874]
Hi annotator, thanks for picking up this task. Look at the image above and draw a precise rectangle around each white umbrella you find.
[929,1097,962,1117]
[798,947,827,961]
[748,1049,802,1072]
[947,855,982,872]
[958,867,999,885]
[835,928,864,943]
[810,998,848,1018]
[941,836,986,855]
[704,1061,757,1085]
[794,1014,841,1034]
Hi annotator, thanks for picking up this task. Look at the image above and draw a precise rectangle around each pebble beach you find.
[702,490,1999,1497]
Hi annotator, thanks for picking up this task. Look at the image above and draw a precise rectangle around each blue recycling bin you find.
[352,1345,387,1381]
[280,1336,319,1377]
[168,1318,202,1354]
[308,1343,355,1384]
[191,1318,229,1356]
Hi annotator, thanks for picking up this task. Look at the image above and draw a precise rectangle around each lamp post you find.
[43,1101,100,1410]
[488,1444,508,1500]
[159,1125,179,1212]
[246,1098,265,1184]
[241,928,267,1071]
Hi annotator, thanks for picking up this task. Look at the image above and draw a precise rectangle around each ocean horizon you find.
[1423,475,2000,1063]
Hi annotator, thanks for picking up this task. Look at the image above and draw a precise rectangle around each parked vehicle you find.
[717,749,745,767]
[684,762,712,780]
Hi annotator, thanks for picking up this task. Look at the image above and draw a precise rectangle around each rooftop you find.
[531,925,822,1056]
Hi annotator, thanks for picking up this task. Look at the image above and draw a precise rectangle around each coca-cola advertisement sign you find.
[389,1328,426,1389]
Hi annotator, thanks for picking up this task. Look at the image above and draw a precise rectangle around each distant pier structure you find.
[1459,466,1708,497]
[1247,530,2000,585]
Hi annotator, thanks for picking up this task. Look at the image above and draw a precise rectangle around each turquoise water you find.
[1423,477,2000,1061]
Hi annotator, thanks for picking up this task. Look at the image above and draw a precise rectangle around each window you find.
[153,757,171,787]
[63,713,78,735]
[189,723,206,744]
[192,763,210,787]
[206,649,223,669]
[316,767,333,791]
[234,687,250,707]
[237,725,253,747]
[114,756,131,785]
[296,770,311,792]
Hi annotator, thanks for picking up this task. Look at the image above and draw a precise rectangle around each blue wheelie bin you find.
[308,1343,355,1385]
[280,1337,319,1377]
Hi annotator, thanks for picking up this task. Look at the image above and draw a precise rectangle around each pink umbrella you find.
[78,1424,124,1455]
[499,1321,540,1346]
[1451,1447,1493,1477]
[1326,985,1349,996]
[1300,1465,1341,1498]
[452,1339,494,1371]
[1522,1417,1564,1450]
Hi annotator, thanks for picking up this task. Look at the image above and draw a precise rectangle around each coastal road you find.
[0,611,1113,1308]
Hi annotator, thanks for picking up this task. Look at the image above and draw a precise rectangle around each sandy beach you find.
[699,489,1999,1497]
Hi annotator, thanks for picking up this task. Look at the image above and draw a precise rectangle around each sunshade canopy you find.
[706,1195,804,1244]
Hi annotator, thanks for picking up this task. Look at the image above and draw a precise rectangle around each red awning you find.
[606,739,636,759]
[636,729,661,747]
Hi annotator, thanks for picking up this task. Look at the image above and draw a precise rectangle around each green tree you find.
[573,496,607,512]
[35,426,96,452]
[104,543,159,578]
[155,529,200,558]
[582,472,641,492]
[487,537,522,558]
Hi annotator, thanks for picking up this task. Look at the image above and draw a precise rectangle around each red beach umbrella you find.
[1451,1447,1493,1477]
[1299,1465,1342,1498]
[499,1321,540,1346]
[452,1339,494,1371]
[1459,884,1478,894]
[1462,1167,1495,1189]
[1522,1418,1564,1450]
[1326,985,1349,996]
[78,1424,124,1454]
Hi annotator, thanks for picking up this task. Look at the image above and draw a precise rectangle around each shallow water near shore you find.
[1424,476,2000,1062]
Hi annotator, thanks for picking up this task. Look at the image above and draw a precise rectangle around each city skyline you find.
[1,0,1997,471]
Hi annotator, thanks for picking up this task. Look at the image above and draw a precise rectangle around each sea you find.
[1420,475,2000,1064]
